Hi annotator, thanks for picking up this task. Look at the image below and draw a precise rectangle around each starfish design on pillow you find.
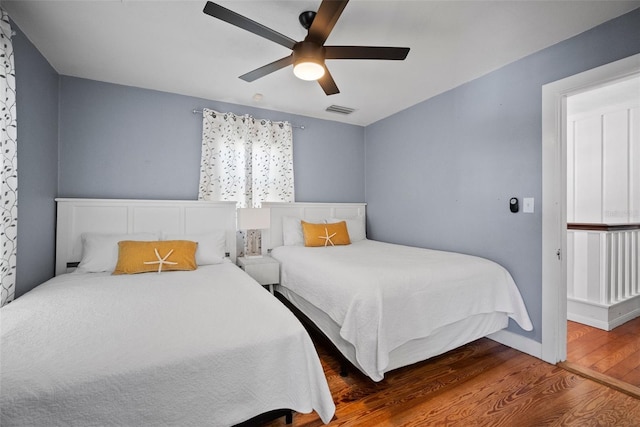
[319,227,337,247]
[144,248,178,273]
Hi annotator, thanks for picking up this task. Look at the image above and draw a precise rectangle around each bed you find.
[0,199,335,426]
[261,202,534,382]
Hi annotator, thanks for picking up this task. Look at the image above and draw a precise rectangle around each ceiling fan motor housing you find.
[293,41,326,64]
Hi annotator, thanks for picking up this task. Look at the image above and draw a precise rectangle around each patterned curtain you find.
[1,9,17,307]
[198,108,294,208]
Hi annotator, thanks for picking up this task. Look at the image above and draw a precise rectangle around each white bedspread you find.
[0,263,335,426]
[272,240,533,381]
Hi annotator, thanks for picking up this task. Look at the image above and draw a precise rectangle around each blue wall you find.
[12,23,59,298]
[364,8,640,342]
[58,77,365,203]
[12,49,364,297]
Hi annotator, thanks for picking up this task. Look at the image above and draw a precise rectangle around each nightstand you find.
[237,256,280,294]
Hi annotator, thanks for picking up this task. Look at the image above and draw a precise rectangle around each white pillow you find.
[76,232,158,273]
[327,217,366,242]
[282,216,304,246]
[164,231,226,265]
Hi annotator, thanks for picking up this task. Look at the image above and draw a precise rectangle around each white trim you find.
[568,296,640,331]
[487,329,542,360]
[567,311,640,332]
[541,53,640,364]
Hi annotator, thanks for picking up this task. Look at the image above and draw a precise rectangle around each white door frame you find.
[541,53,640,363]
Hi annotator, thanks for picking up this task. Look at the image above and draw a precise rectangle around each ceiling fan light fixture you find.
[292,41,326,81]
[293,60,325,81]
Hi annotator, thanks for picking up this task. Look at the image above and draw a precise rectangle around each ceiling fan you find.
[202,0,410,95]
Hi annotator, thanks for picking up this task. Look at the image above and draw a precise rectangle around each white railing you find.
[567,224,640,330]
[605,229,639,303]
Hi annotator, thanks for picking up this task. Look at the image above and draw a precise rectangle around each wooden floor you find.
[564,317,640,389]
[265,334,640,426]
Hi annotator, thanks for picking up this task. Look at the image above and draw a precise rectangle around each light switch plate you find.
[523,197,534,213]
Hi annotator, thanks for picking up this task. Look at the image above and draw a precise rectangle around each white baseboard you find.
[609,308,640,329]
[490,309,640,362]
[568,296,640,331]
[567,312,609,330]
[487,329,542,360]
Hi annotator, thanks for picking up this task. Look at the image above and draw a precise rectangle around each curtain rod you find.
[192,109,305,129]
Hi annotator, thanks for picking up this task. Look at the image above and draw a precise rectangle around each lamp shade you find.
[237,208,271,230]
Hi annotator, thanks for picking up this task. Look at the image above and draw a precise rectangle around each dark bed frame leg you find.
[285,410,293,424]
[340,363,349,377]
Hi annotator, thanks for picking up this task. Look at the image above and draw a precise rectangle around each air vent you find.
[325,105,356,115]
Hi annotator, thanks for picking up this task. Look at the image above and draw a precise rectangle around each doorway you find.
[541,54,640,397]
[564,75,640,390]
[541,53,640,365]
[565,75,640,328]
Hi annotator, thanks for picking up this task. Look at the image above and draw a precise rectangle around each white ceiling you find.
[4,0,640,126]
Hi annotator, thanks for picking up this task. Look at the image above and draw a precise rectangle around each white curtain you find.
[198,109,294,207]
[1,9,17,307]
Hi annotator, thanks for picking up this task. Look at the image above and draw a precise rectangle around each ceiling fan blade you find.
[239,55,294,82]
[203,2,297,50]
[317,66,340,95]
[306,0,349,45]
[325,46,410,60]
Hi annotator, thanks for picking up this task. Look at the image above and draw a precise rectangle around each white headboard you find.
[260,202,366,253]
[55,198,238,275]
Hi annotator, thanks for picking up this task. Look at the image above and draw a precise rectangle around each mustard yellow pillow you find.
[113,240,198,275]
[301,221,351,247]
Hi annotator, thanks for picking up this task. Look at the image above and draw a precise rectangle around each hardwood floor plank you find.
[604,358,640,386]
[353,347,536,425]
[597,341,640,376]
[578,336,637,369]
[264,336,640,427]
[550,381,640,427]
[403,362,570,426]
[626,366,640,388]
[558,360,640,399]
[566,330,611,361]
[566,321,593,343]
[567,317,640,386]
[610,317,640,335]
[328,342,515,422]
